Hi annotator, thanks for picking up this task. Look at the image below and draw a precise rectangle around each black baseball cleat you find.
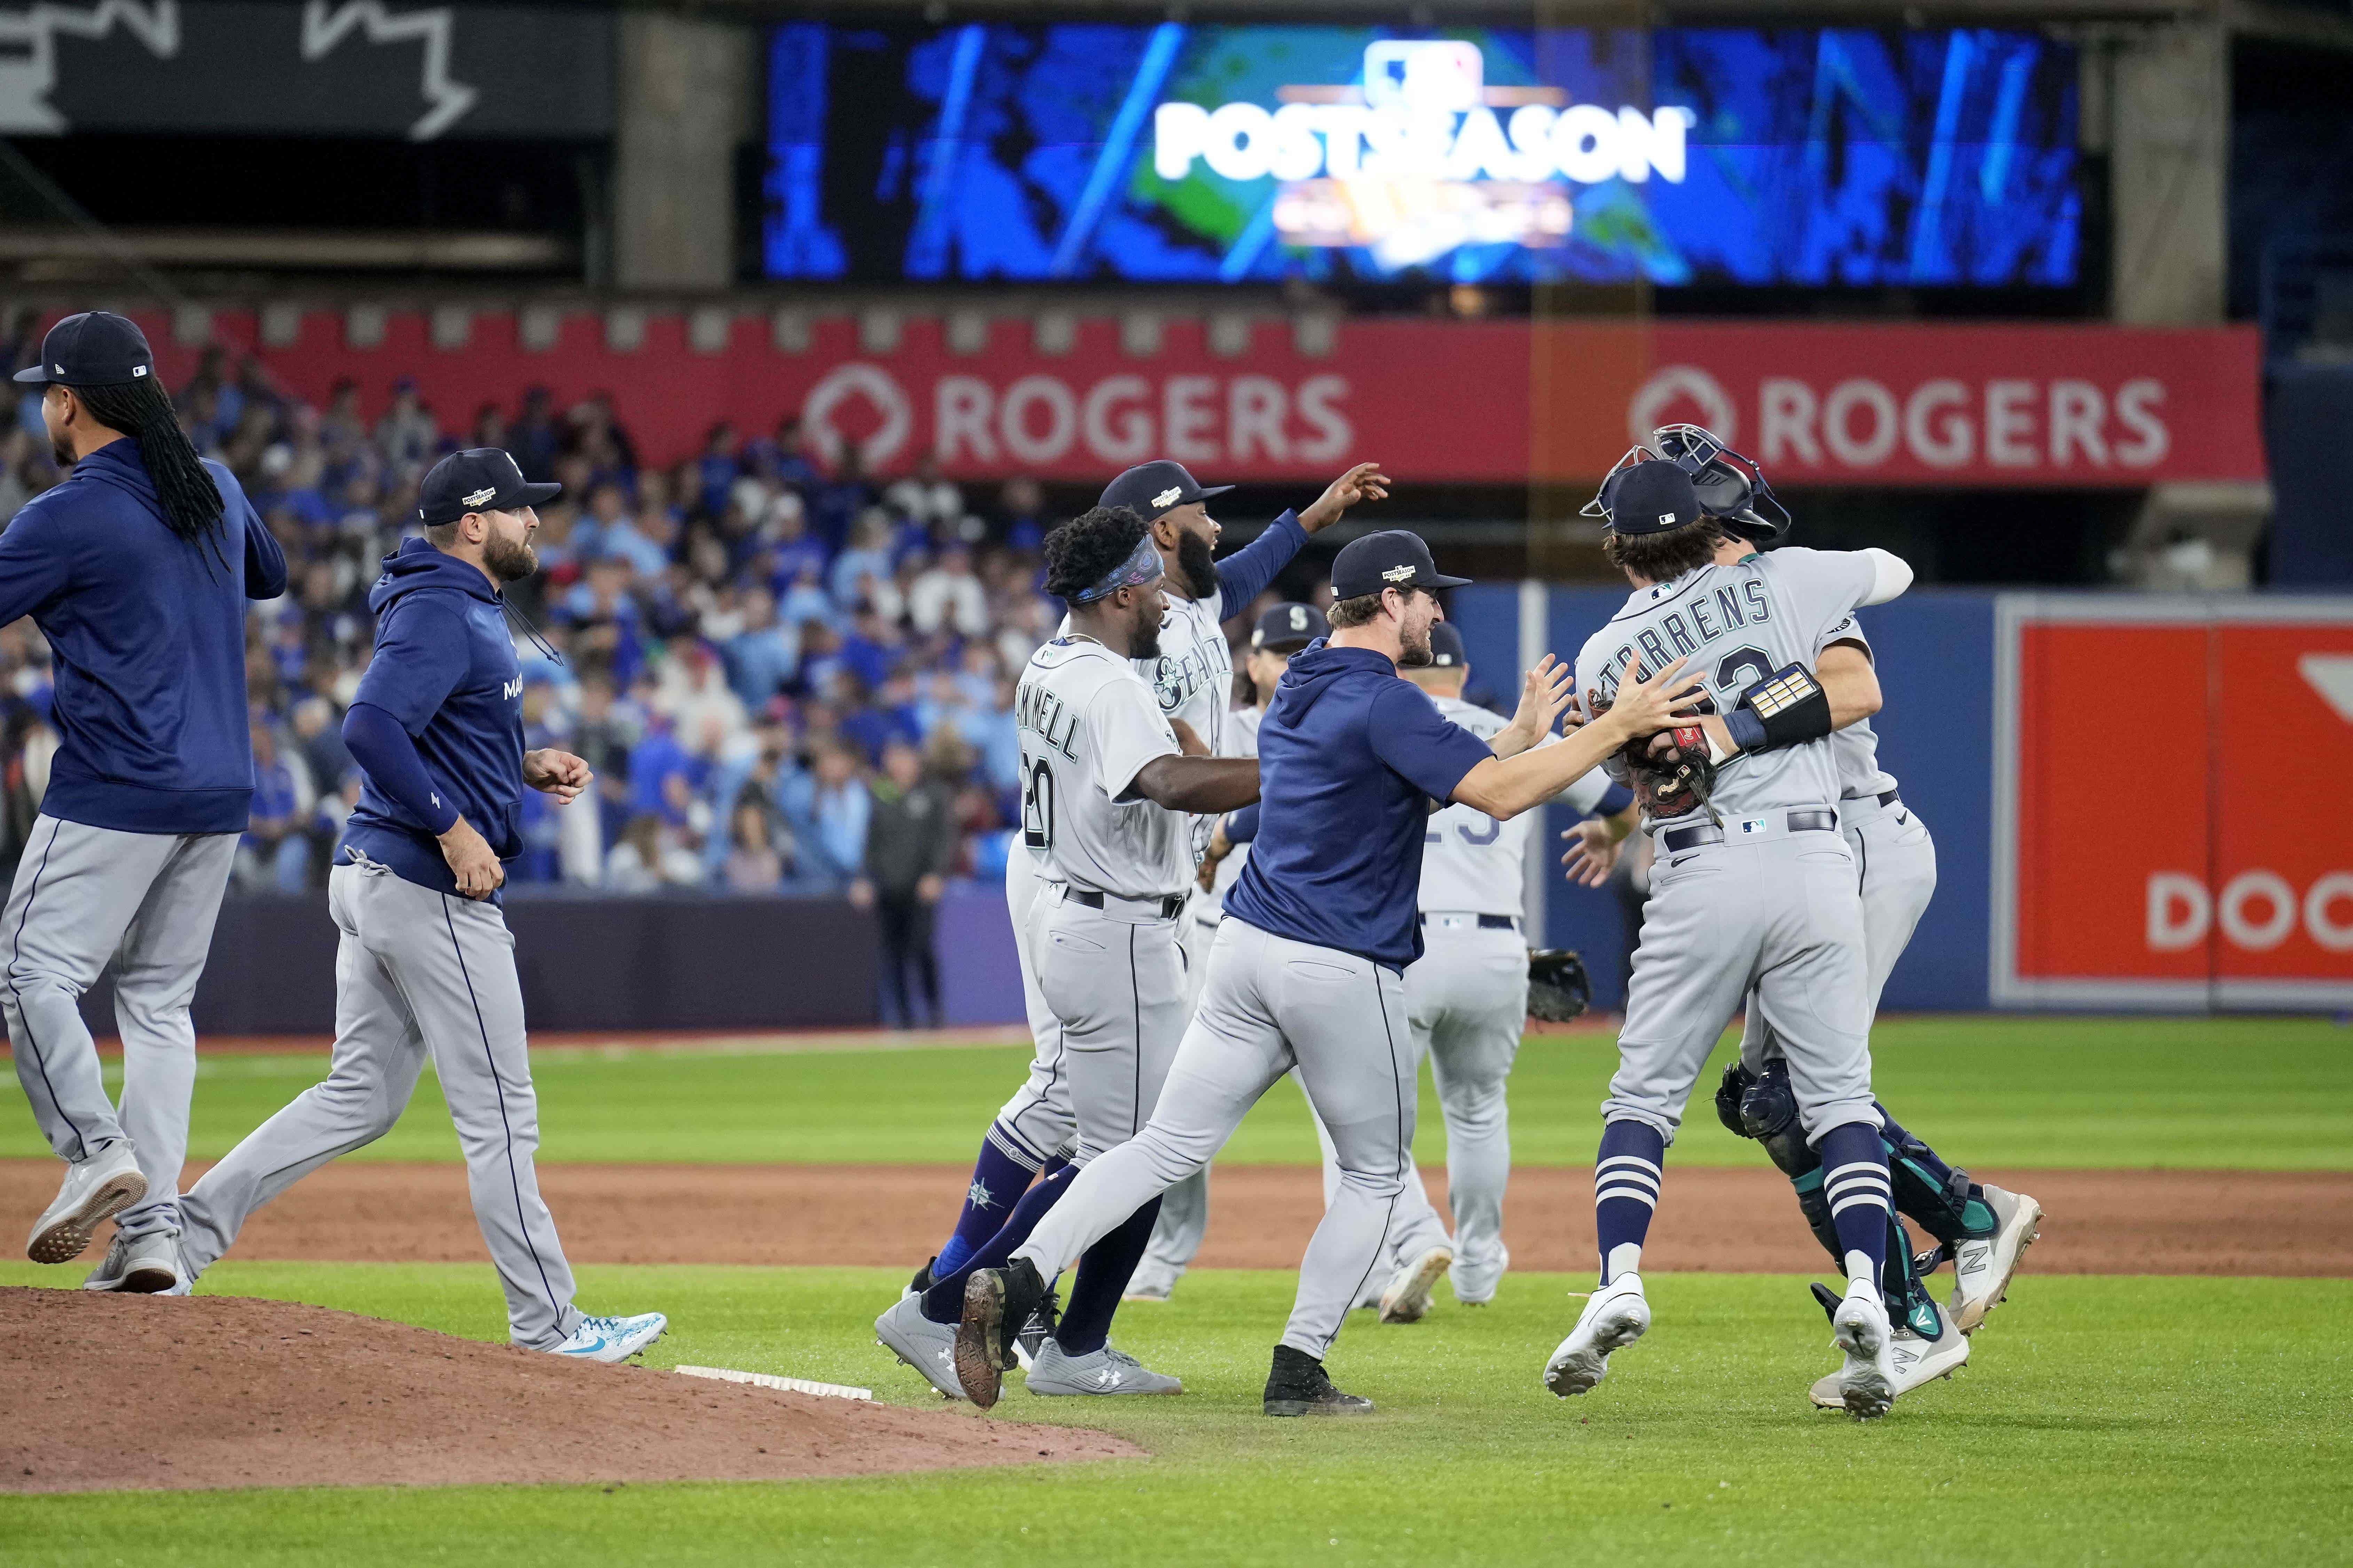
[957,1259,1045,1411]
[1263,1344,1374,1418]
[906,1257,937,1298]
[1013,1285,1061,1372]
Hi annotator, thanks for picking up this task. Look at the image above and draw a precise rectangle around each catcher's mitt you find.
[1526,949,1592,1023]
[1620,725,1716,818]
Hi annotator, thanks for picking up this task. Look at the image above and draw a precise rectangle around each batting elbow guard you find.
[1728,662,1831,754]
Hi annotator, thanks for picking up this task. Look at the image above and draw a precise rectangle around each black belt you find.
[1842,789,1902,810]
[1661,808,1839,854]
[1069,887,1186,920]
[1419,913,1519,930]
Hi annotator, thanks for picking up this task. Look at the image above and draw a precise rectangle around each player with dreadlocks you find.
[4,312,286,1289]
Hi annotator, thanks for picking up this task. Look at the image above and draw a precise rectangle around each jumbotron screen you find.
[761,24,2080,287]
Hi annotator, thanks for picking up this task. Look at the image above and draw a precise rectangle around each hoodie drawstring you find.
[501,596,564,667]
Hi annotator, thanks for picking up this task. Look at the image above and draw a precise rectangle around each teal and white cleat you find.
[553,1311,669,1363]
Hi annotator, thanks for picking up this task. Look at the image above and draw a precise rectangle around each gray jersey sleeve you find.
[1761,547,1884,653]
[1089,679,1182,803]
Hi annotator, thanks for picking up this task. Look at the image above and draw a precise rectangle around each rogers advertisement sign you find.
[1994,601,2353,1010]
[123,308,2262,488]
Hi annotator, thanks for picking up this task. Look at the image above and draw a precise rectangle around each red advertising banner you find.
[106,307,2264,490]
[1994,599,2353,1009]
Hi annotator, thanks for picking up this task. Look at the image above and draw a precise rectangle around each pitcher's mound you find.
[0,1287,1139,1494]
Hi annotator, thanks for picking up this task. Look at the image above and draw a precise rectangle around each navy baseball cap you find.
[1330,530,1470,600]
[1596,458,1704,536]
[1100,460,1231,521]
[1426,622,1468,668]
[418,448,561,528]
[1251,601,1328,651]
[12,311,156,387]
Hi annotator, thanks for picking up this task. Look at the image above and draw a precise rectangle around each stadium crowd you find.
[0,330,1306,961]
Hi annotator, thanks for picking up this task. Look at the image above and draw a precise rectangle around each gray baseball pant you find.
[1015,916,1416,1360]
[1032,886,1187,1165]
[1610,817,1876,1145]
[2,815,237,1242]
[1125,897,1222,1295]
[1322,918,1528,1304]
[179,858,582,1349]
[986,845,1076,1169]
[1740,797,1937,1069]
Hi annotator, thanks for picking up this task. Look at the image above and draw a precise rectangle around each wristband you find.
[1724,709,1768,757]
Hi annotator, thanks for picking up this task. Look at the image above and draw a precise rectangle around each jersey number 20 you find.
[1021,758,1055,851]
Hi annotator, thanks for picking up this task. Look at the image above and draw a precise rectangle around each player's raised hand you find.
[1560,819,1622,887]
[1298,461,1392,532]
[1602,656,1707,741]
[523,748,593,804]
[1494,655,1574,758]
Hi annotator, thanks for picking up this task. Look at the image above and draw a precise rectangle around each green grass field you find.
[6,1016,2348,1169]
[1,1263,2347,1566]
[2,1016,2348,1566]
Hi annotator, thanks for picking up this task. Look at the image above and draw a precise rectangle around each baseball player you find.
[1547,456,1918,1417]
[877,505,1259,1403]
[894,462,1382,1324]
[5,312,286,1284]
[956,529,1705,1417]
[1123,599,1329,1304]
[171,450,667,1363]
[1634,426,2040,1404]
[1329,621,1637,1322]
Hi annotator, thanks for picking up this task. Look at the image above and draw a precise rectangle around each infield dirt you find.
[0,1288,1137,1494]
[7,1162,2344,1277]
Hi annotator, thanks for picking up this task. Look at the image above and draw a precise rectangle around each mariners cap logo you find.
[1290,607,1308,629]
[1382,563,1416,583]
[463,486,498,507]
[1153,486,1182,508]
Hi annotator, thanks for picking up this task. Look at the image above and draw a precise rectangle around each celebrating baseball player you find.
[888,461,1384,1365]
[955,529,1705,1417]
[1548,454,1920,1418]
[171,449,667,1363]
[1328,620,1637,1322]
[878,505,1259,1403]
[1608,426,2043,1404]
[1124,599,1329,1304]
[4,312,286,1283]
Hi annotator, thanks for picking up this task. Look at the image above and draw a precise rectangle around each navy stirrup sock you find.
[1816,1120,1894,1292]
[1054,1195,1163,1356]
[1593,1120,1666,1284]
[935,1137,1052,1276]
[921,1161,1074,1324]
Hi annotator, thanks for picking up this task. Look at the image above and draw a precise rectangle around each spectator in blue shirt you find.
[239,723,310,893]
[808,743,870,884]
[723,587,800,710]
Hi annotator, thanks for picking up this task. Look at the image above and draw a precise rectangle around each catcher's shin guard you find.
[1882,1115,2000,1248]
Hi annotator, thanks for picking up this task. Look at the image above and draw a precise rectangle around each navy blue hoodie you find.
[0,441,286,834]
[1223,639,1494,969]
[337,539,526,896]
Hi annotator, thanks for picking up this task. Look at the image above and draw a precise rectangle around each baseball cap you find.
[1595,458,1704,536]
[1329,529,1471,600]
[1250,601,1328,651]
[1099,459,1232,521]
[1426,622,1468,668]
[417,448,561,528]
[11,311,156,386]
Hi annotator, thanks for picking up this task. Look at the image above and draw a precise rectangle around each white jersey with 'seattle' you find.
[1820,612,1899,800]
[1144,587,1235,755]
[1016,636,1189,901]
[1418,695,1613,917]
[1574,547,1890,826]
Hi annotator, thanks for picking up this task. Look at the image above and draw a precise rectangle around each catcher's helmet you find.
[1651,423,1790,543]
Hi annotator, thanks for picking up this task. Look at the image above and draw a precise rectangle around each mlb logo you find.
[1739,818,1768,835]
[1363,40,1483,112]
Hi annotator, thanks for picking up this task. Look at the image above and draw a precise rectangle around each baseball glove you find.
[1620,725,1716,819]
[1526,949,1592,1023]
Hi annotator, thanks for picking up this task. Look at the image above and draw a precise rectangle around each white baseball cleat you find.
[1951,1185,2042,1334]
[1377,1244,1454,1324]
[1024,1340,1183,1397]
[1831,1281,1897,1420]
[1812,1302,1968,1409]
[874,1294,965,1400]
[27,1142,147,1265]
[552,1311,668,1364]
[1451,1241,1509,1307]
[82,1229,182,1293]
[1543,1273,1649,1397]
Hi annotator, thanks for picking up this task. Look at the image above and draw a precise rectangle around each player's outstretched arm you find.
[1451,658,1703,821]
[1128,755,1261,815]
